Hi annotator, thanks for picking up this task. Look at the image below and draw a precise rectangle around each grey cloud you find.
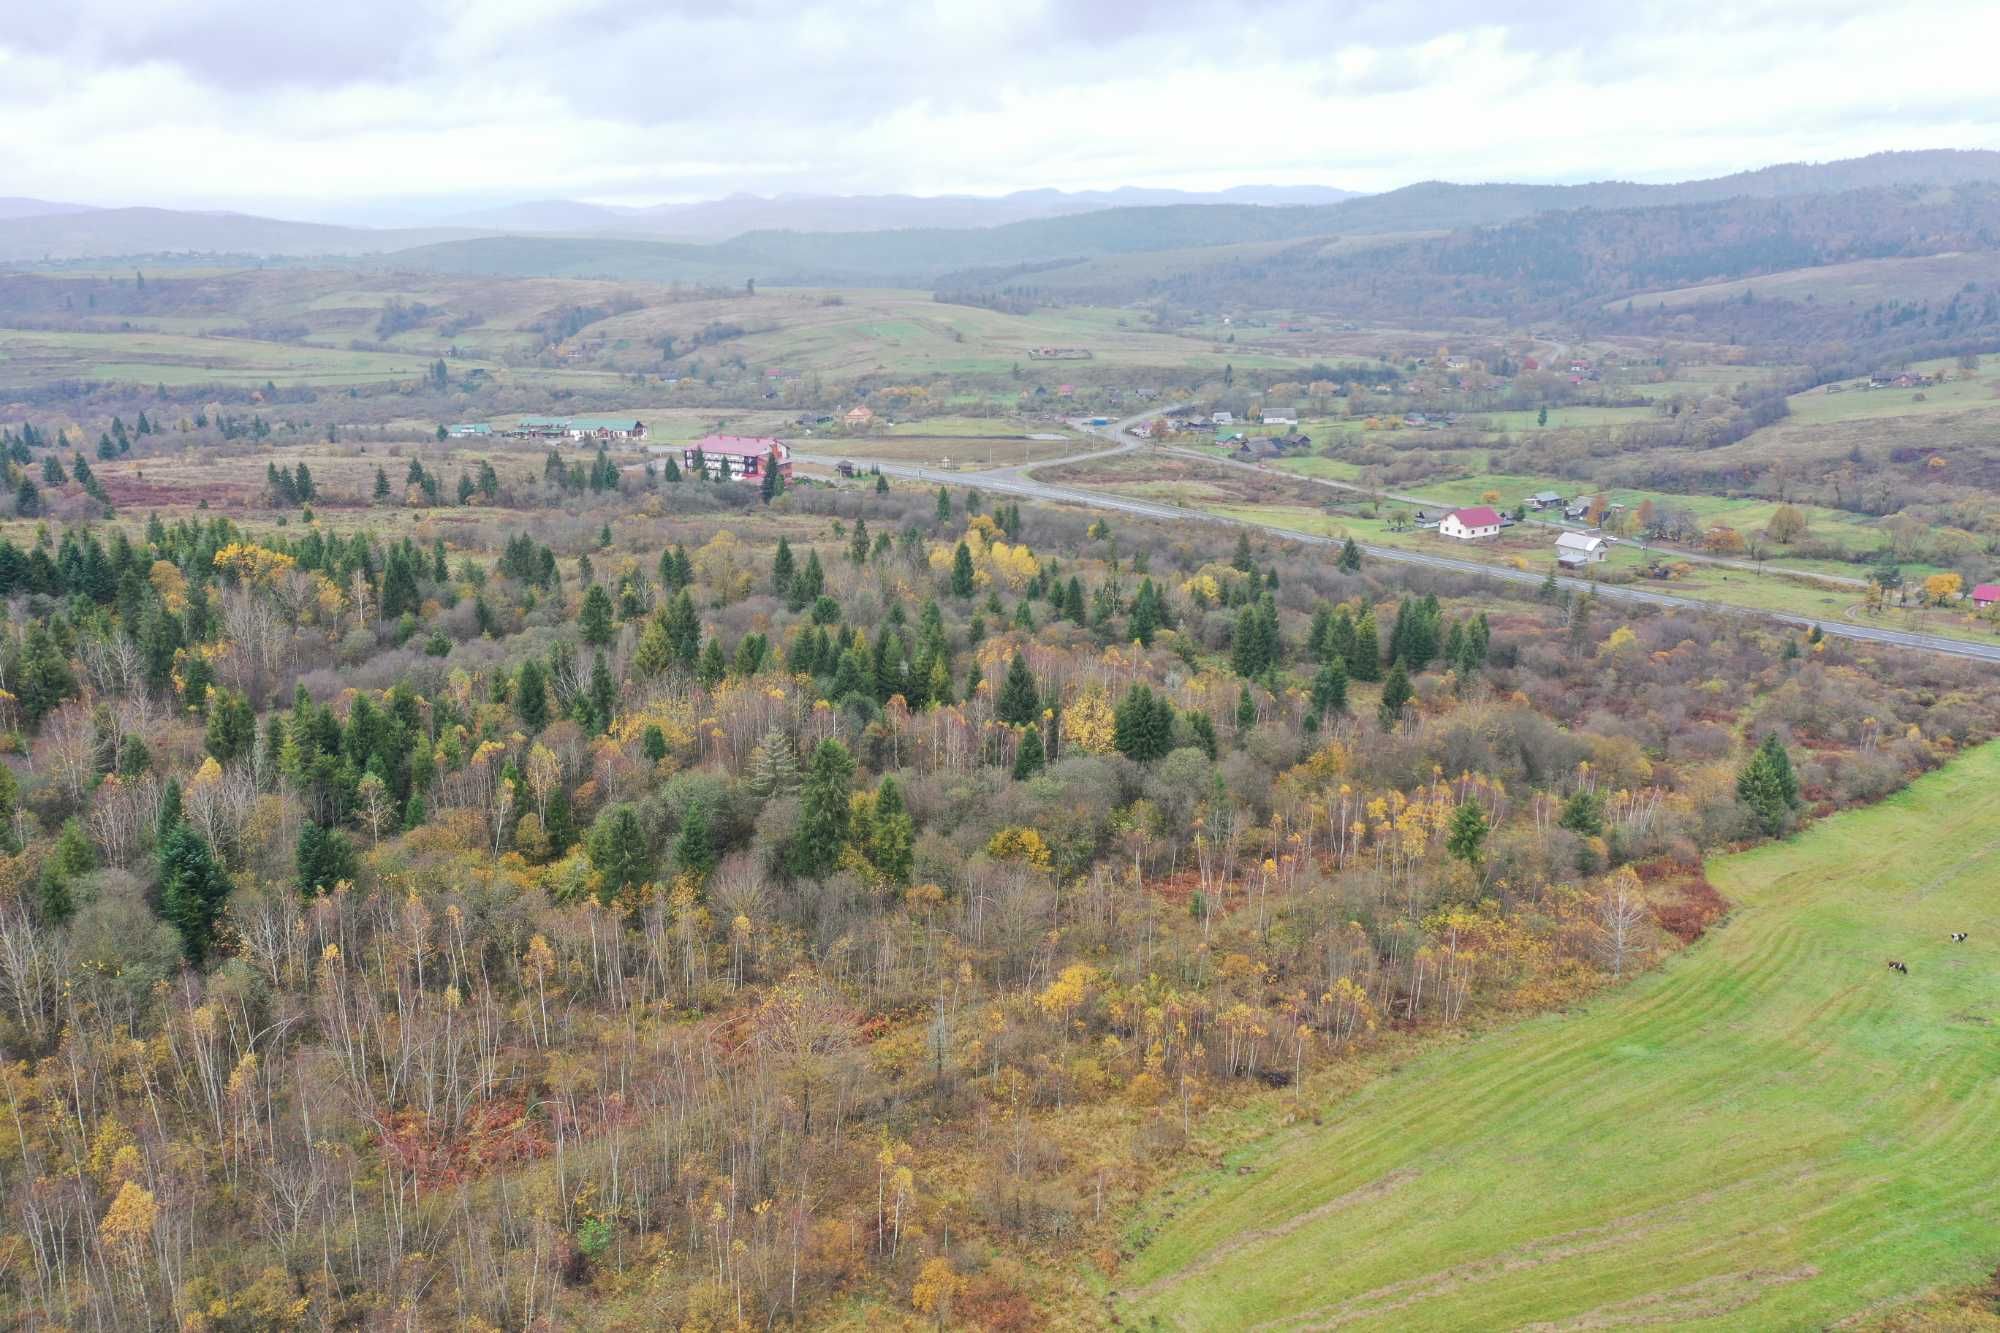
[1,0,444,88]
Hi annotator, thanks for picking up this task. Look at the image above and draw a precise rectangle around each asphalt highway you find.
[795,415,2000,666]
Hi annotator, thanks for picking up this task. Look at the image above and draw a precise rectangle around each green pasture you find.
[1120,743,2000,1329]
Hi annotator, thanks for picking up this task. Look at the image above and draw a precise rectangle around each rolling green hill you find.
[1119,743,2000,1330]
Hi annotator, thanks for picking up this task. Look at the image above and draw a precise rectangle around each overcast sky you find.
[2,0,1996,220]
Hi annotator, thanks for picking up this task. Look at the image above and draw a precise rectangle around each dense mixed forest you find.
[0,436,1995,1328]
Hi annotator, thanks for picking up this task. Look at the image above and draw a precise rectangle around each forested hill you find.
[959,182,2000,325]
[366,153,2000,291]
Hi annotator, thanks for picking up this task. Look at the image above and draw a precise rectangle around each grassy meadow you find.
[1118,742,2000,1330]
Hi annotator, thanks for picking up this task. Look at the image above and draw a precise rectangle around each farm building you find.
[512,415,571,439]
[1556,532,1609,567]
[684,435,792,484]
[1438,506,1503,540]
[1528,490,1565,510]
[565,416,647,441]
[446,423,492,438]
[1974,583,2000,609]
[510,415,646,441]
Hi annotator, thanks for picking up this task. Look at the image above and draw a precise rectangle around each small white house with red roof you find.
[684,435,792,483]
[1438,505,1503,540]
[1973,582,2000,609]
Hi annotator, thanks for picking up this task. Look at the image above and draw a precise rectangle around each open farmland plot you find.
[1119,743,2000,1331]
[581,287,1311,379]
[85,441,564,517]
[0,327,503,388]
[1619,250,2000,311]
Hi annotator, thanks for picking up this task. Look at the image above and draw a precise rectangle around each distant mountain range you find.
[2,149,1998,277]
[438,185,1364,238]
[0,197,98,222]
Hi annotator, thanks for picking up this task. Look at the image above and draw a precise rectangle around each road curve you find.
[791,446,2000,667]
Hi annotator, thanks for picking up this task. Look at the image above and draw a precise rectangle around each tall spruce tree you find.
[996,652,1040,725]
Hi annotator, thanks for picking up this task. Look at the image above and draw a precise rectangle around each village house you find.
[1973,583,2000,609]
[844,405,875,427]
[1556,531,1609,567]
[1212,411,1234,426]
[1528,490,1565,510]
[565,416,647,441]
[1439,506,1503,540]
[683,434,792,484]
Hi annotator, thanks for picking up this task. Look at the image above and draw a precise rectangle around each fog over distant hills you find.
[2,150,1998,269]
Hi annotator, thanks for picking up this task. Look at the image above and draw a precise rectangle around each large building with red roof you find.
[683,435,792,484]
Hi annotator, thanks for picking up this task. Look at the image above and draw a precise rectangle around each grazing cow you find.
[1949,932,1968,943]
[1887,960,1909,974]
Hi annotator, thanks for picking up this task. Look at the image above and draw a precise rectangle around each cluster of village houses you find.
[1422,500,1613,568]
[442,410,1615,560]
[442,415,793,484]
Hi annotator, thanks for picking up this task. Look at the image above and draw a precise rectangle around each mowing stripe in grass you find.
[1119,744,2000,1330]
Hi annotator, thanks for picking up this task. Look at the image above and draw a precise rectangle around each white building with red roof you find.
[1439,506,1503,540]
[684,434,792,483]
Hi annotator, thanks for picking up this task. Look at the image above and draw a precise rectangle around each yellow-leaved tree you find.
[1925,572,1964,605]
[212,542,298,588]
[911,1256,965,1327]
[1062,685,1117,754]
[98,1178,158,1253]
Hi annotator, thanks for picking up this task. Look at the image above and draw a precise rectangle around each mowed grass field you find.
[1118,744,2000,1331]
[583,287,1311,378]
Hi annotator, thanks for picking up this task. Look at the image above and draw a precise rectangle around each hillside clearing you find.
[1118,743,2000,1330]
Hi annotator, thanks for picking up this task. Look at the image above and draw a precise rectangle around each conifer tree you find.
[996,652,1040,725]
[160,823,231,963]
[1737,733,1802,835]
[995,716,1044,788]
[1378,661,1412,728]
[587,652,617,731]
[633,615,676,678]
[580,584,615,646]
[1349,610,1382,681]
[674,802,716,881]
[869,776,914,884]
[747,725,802,796]
[516,659,550,730]
[1446,799,1490,864]
[586,805,652,902]
[950,541,975,597]
[771,536,796,595]
[698,636,727,688]
[1310,657,1349,718]
[789,740,855,879]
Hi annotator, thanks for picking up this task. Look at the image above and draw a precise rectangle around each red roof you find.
[688,434,787,458]
[1973,583,2000,602]
[1448,506,1502,527]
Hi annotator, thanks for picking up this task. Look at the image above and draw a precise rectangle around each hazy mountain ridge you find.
[0,208,490,263]
[6,149,2000,278]
[0,198,99,222]
[440,184,1364,237]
